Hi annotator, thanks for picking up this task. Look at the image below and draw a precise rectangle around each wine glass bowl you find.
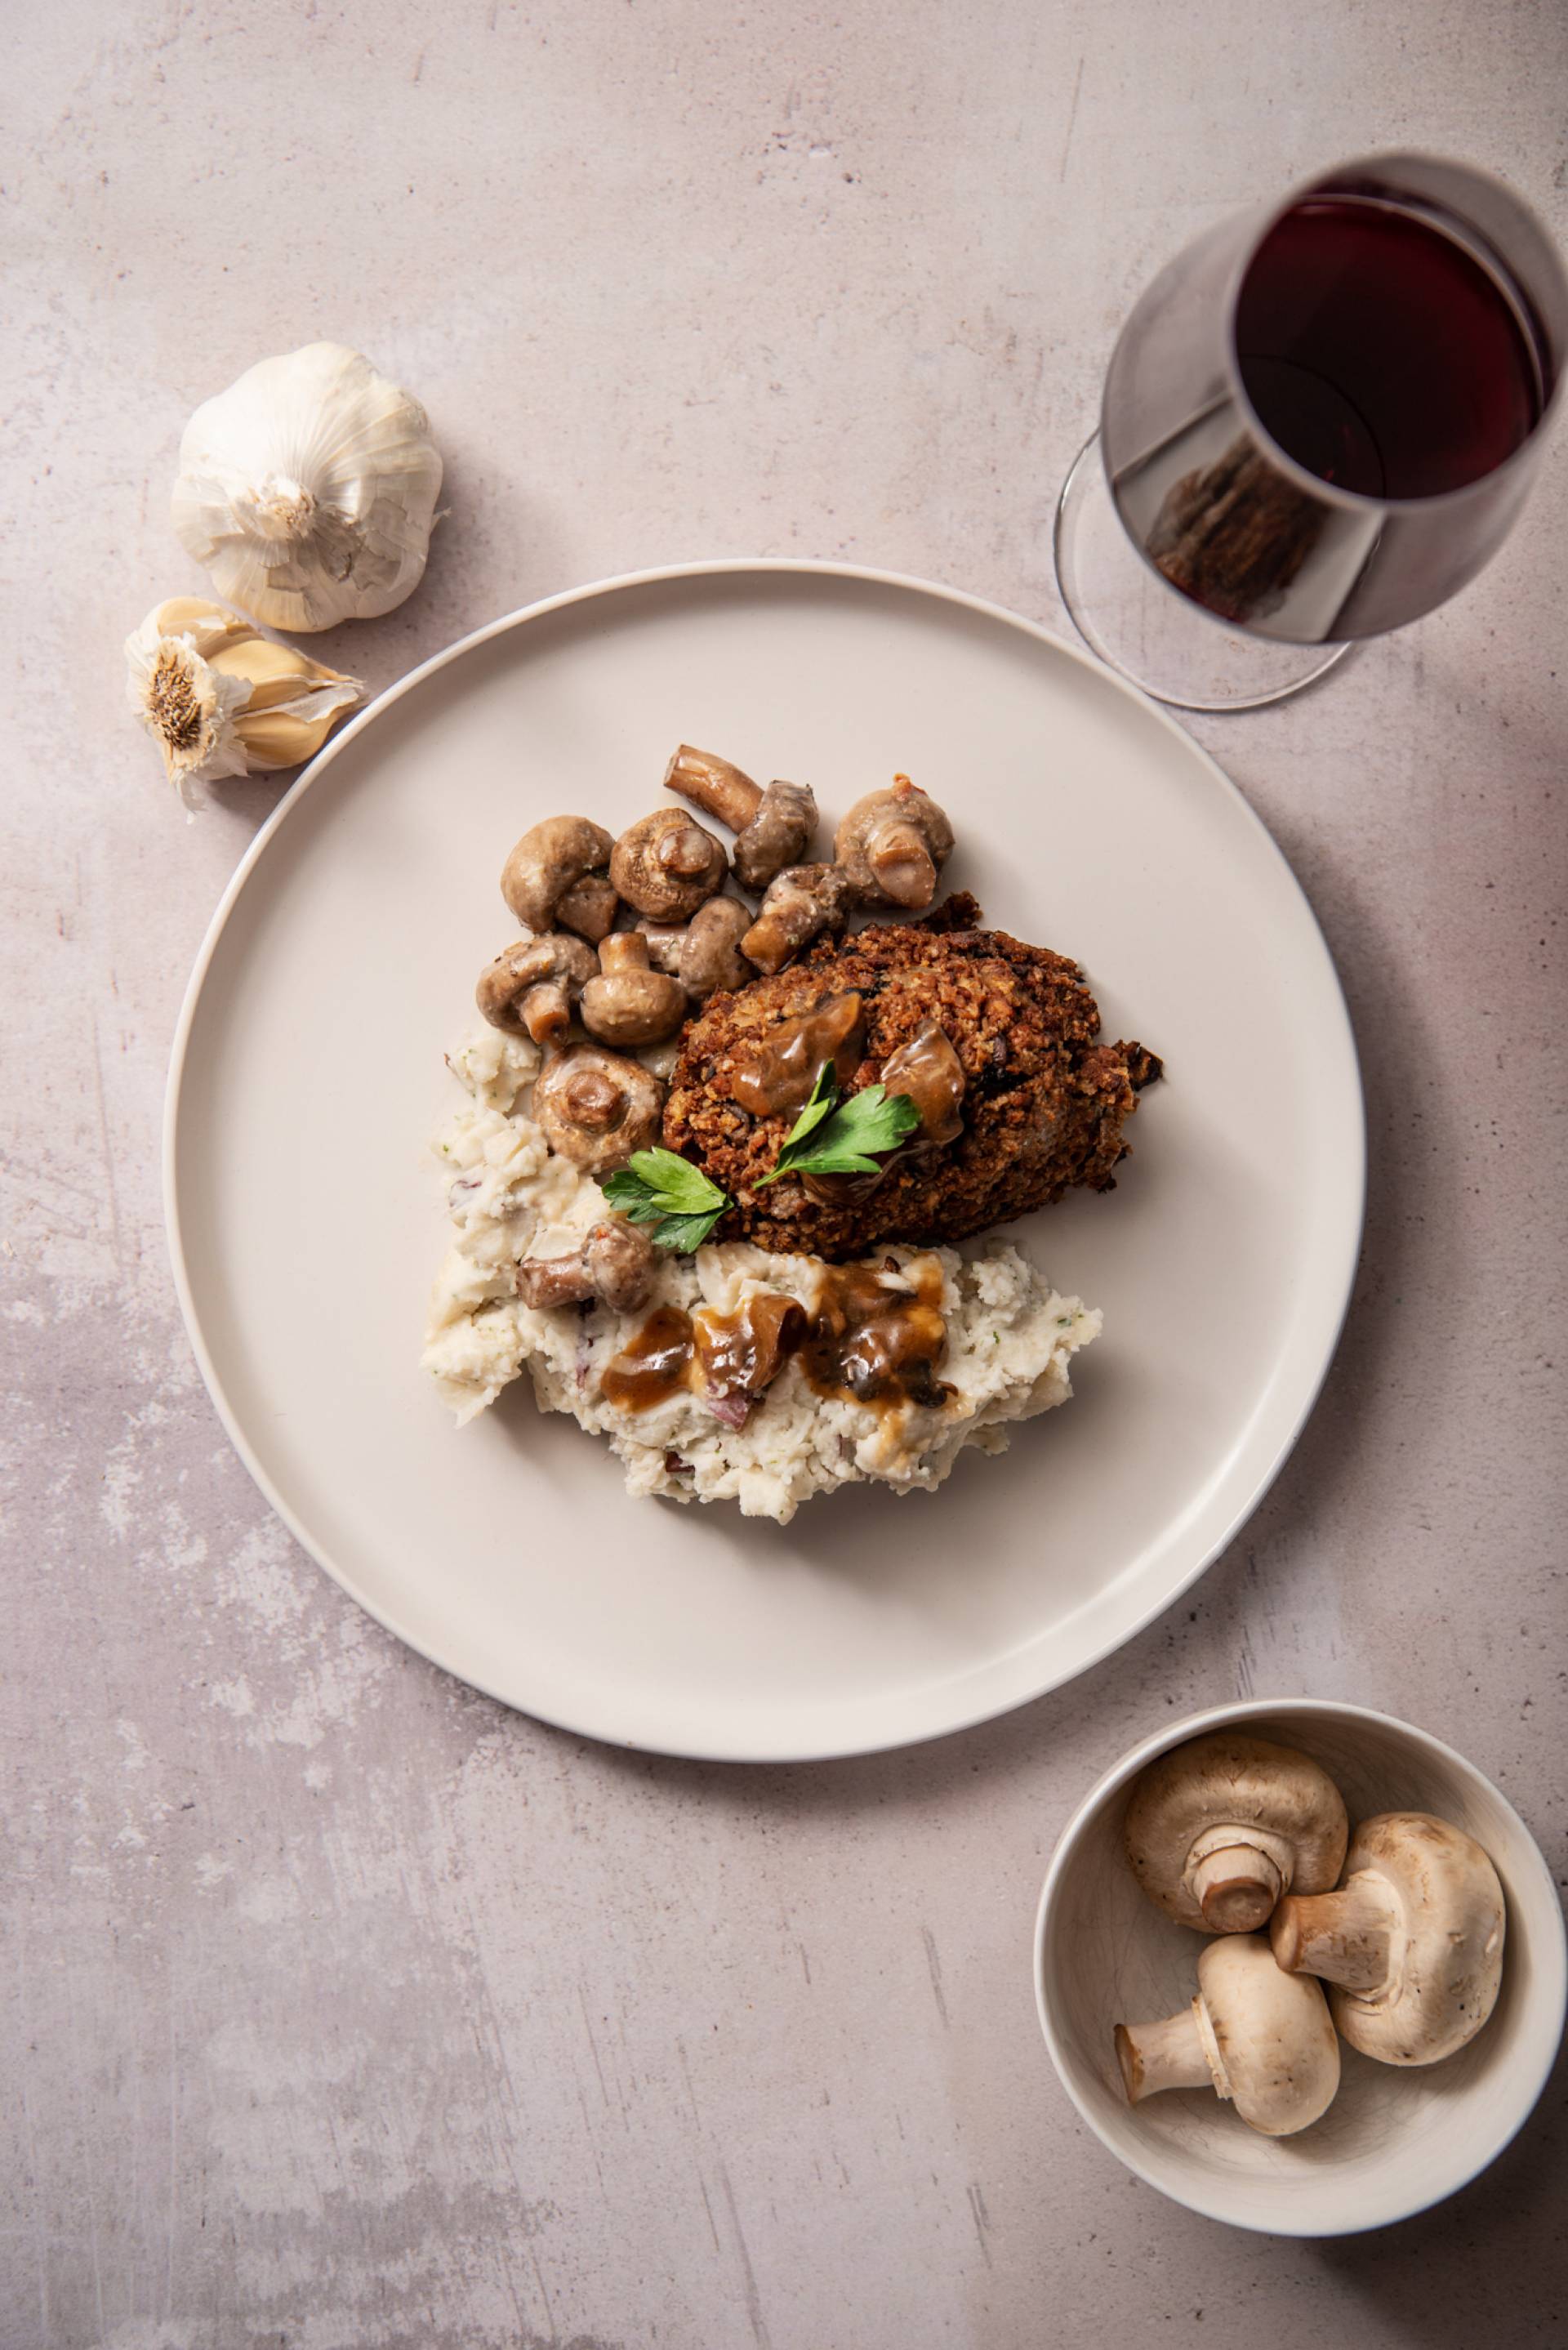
[1057,151,1568,707]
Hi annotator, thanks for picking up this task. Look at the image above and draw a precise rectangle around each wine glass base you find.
[1053,432,1351,712]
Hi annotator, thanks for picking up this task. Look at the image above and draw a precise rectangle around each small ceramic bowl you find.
[1034,1697,1566,2236]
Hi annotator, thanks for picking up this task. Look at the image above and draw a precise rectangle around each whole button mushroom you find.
[1268,1812,1506,2066]
[532,1046,664,1177]
[501,816,619,943]
[611,809,728,921]
[517,1218,657,1314]
[742,863,856,974]
[664,743,819,892]
[1115,1933,1340,2138]
[476,934,598,1046]
[834,778,955,910]
[1123,1732,1349,1933]
[678,897,755,1001]
[635,899,755,1000]
[579,933,688,1048]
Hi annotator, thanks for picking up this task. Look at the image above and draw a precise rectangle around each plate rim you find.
[163,557,1367,1763]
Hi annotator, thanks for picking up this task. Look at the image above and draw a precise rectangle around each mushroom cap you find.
[679,895,755,999]
[501,815,615,933]
[581,1217,658,1312]
[475,934,597,1034]
[555,871,621,943]
[610,809,728,921]
[733,778,818,893]
[532,1045,664,1175]
[579,933,688,1047]
[1196,1933,1340,2136]
[1327,1813,1507,2065]
[834,779,955,907]
[1123,1732,1349,1932]
[740,862,855,974]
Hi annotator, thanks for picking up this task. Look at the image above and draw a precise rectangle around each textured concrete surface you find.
[5,2,1567,2344]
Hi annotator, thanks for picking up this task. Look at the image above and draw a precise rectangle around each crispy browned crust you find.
[662,896,1160,1260]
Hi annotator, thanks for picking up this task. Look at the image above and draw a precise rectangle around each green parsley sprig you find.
[600,1148,733,1252]
[756,1064,920,1187]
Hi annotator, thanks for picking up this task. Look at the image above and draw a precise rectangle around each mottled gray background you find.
[5,2,1567,2344]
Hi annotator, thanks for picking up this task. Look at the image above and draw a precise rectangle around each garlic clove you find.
[126,595,362,812]
[172,343,443,631]
[234,688,361,771]
[207,632,353,710]
[145,595,257,662]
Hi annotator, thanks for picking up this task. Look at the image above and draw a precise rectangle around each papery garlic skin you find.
[172,344,443,631]
[126,596,362,812]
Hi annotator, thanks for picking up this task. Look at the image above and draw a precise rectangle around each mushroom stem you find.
[599,932,648,975]
[664,744,762,832]
[521,981,572,1047]
[1192,1844,1285,1934]
[742,864,854,974]
[864,818,938,906]
[1270,1877,1400,1991]
[1114,2006,1213,2105]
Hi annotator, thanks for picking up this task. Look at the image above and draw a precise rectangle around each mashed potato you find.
[421,1028,1100,1524]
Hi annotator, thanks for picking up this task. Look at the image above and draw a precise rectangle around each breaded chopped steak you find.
[662,894,1160,1260]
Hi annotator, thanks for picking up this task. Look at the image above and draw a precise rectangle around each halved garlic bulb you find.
[172,343,443,631]
[125,596,362,811]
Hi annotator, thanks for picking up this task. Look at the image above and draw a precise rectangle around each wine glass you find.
[1054,152,1568,711]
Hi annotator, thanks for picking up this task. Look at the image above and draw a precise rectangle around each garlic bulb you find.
[171,343,443,631]
[126,596,362,811]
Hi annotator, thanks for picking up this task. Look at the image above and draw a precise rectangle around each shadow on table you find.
[1305,2029,1568,2338]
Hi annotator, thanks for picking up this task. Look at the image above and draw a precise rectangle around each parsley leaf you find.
[600,1148,732,1251]
[758,1079,921,1186]
[780,1060,841,1150]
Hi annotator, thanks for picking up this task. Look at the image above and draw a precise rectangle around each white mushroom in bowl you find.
[1122,1732,1349,1933]
[1269,1812,1506,2066]
[1115,1933,1340,2138]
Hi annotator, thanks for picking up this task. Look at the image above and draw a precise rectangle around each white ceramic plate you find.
[166,561,1363,1762]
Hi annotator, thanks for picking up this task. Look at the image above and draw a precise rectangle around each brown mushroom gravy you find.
[596,1256,951,1421]
[598,1305,697,1411]
[879,1021,966,1144]
[725,990,866,1116]
[800,1260,951,1409]
[693,1290,806,1402]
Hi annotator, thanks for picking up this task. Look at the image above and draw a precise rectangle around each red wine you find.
[1236,195,1544,500]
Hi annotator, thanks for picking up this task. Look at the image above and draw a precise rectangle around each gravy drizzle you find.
[800,1260,951,1411]
[598,1256,951,1422]
[599,1304,695,1411]
[726,991,866,1117]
